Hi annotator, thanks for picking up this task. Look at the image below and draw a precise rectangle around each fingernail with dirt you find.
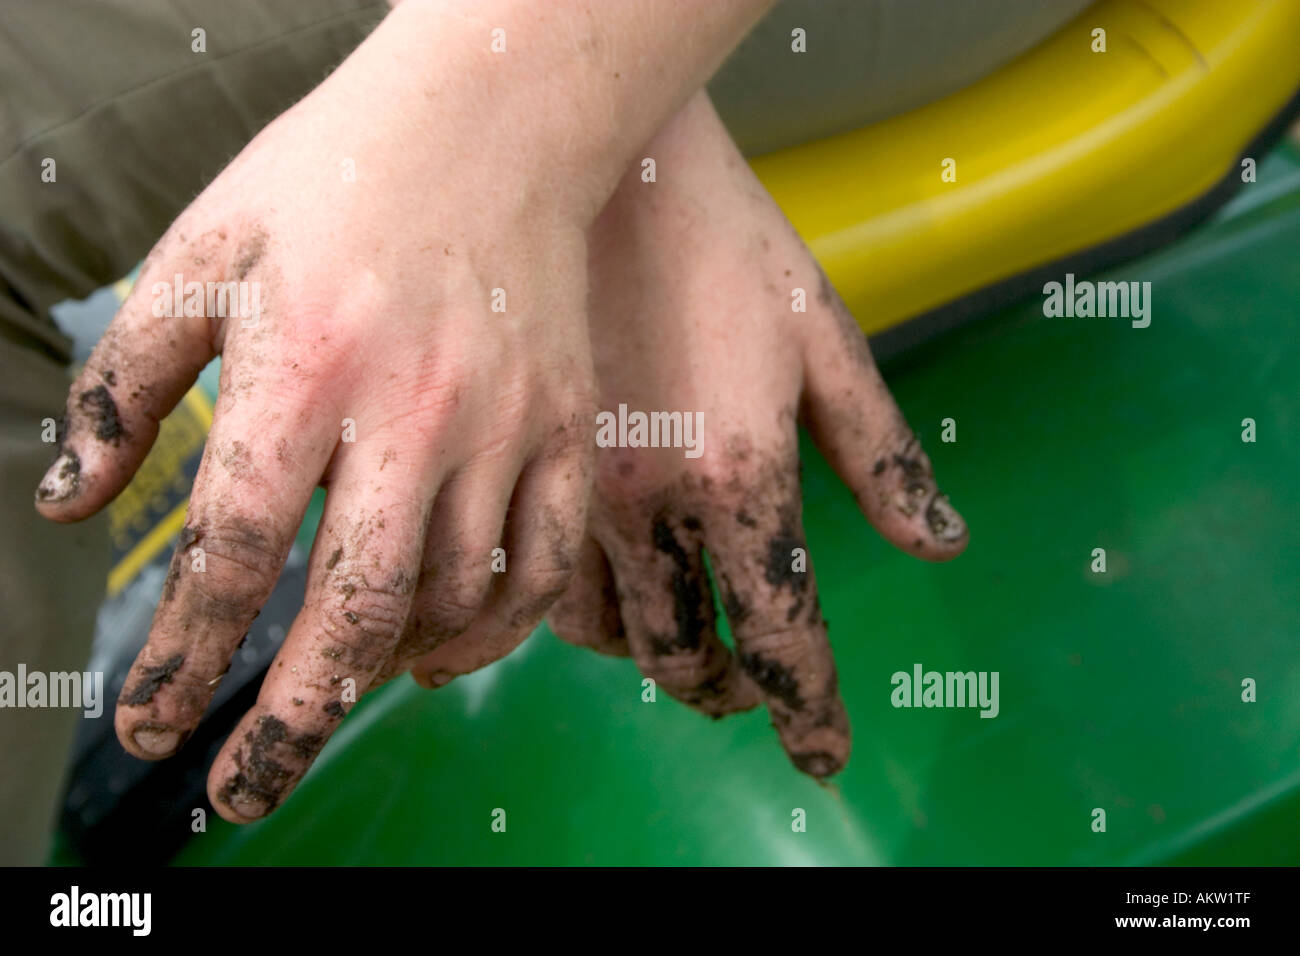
[35,451,81,503]
[228,795,271,821]
[925,492,966,544]
[788,721,851,778]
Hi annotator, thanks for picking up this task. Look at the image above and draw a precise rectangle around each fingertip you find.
[34,420,156,521]
[117,720,188,761]
[115,686,191,760]
[922,526,970,563]
[876,506,970,563]
[411,666,457,689]
[207,775,267,825]
[855,453,970,563]
[791,751,846,779]
[783,717,852,779]
[921,492,969,555]
[207,709,319,825]
[37,334,190,519]
[667,659,763,717]
[33,449,92,519]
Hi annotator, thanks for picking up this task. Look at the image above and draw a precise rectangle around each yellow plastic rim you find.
[751,0,1300,337]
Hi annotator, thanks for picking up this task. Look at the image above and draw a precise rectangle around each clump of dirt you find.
[738,650,805,711]
[651,514,708,651]
[121,653,185,706]
[216,714,324,818]
[78,384,126,443]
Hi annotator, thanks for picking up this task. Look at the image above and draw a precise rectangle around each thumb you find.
[34,234,228,521]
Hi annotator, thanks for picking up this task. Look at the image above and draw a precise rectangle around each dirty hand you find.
[35,1,599,823]
[413,94,969,777]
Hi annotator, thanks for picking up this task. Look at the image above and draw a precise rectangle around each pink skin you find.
[411,93,968,778]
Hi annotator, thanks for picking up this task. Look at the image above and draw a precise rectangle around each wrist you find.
[381,0,775,224]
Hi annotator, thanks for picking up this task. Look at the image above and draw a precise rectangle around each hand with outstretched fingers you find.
[410,93,969,779]
[35,0,779,823]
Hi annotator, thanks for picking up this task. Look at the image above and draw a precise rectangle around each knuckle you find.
[319,583,410,670]
[737,625,805,659]
[593,446,662,503]
[332,584,408,638]
[419,582,487,637]
[639,652,708,688]
[183,521,283,613]
[491,374,532,423]
[399,557,492,656]
[514,559,576,616]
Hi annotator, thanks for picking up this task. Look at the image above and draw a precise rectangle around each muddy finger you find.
[206,439,435,822]
[702,456,850,778]
[378,460,515,682]
[409,445,589,688]
[113,381,335,760]
[599,508,758,718]
[32,229,241,520]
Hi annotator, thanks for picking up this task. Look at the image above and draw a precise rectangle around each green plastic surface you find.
[173,145,1300,866]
